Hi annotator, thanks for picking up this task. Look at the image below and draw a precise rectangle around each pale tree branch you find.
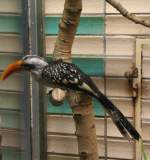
[106,0,150,28]
[50,0,82,103]
[48,0,99,159]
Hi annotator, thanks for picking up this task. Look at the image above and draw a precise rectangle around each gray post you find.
[29,0,47,159]
[22,0,32,159]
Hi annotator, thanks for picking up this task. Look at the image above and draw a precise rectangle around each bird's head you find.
[1,55,48,80]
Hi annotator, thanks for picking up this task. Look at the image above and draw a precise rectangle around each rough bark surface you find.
[48,0,99,159]
[51,0,82,103]
[67,92,99,160]
[106,0,150,28]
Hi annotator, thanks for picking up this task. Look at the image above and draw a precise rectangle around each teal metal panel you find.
[47,57,105,76]
[2,148,24,160]
[0,15,22,34]
[47,98,105,116]
[45,16,104,35]
[0,111,22,129]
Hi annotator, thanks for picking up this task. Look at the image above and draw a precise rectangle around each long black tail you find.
[80,74,141,141]
[94,91,141,140]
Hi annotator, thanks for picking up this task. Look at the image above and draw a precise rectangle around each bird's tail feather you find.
[94,91,141,141]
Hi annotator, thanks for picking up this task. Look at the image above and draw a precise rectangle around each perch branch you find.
[48,0,99,159]
[67,92,99,160]
[106,0,150,28]
[50,0,82,103]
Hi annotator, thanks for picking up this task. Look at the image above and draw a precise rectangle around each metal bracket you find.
[125,65,138,105]
[125,39,150,160]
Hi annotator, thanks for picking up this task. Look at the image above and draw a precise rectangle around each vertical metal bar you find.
[103,0,108,159]
[29,0,47,159]
[22,0,32,159]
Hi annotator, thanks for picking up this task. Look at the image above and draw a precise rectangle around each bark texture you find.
[67,92,99,160]
[48,0,99,159]
[51,0,82,103]
[106,0,150,28]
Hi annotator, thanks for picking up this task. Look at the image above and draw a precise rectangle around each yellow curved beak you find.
[0,60,24,80]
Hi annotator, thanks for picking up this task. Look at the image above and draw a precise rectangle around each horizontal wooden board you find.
[47,155,79,160]
[0,54,22,69]
[47,155,116,160]
[107,140,134,159]
[1,130,21,148]
[142,100,150,119]
[106,78,130,97]
[45,16,104,35]
[47,115,105,136]
[0,34,22,53]
[47,135,104,156]
[47,115,134,138]
[46,36,104,56]
[142,58,150,78]
[105,57,133,77]
[45,0,150,14]
[47,135,133,159]
[45,0,104,14]
[142,121,150,141]
[0,0,22,13]
[0,15,22,34]
[110,98,133,117]
[0,110,22,129]
[106,15,150,35]
[143,43,150,57]
[46,36,135,56]
[0,92,22,110]
[106,36,135,56]
[0,74,24,92]
[106,0,150,14]
[47,57,105,76]
[3,15,150,36]
[1,148,24,160]
[142,79,150,99]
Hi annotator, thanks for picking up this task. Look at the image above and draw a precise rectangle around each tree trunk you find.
[49,0,99,159]
[67,92,99,160]
[50,0,82,103]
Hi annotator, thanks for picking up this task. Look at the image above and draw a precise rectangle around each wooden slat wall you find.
[142,41,150,157]
[0,1,25,160]
[45,0,150,160]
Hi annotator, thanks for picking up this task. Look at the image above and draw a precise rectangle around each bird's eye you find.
[22,63,35,70]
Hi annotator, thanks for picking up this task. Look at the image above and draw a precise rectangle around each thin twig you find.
[106,0,150,28]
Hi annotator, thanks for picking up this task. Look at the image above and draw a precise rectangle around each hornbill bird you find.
[1,55,141,141]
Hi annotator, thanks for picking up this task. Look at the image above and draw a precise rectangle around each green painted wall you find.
[0,16,104,34]
[0,15,22,34]
[0,110,22,129]
[2,148,24,160]
[45,16,104,35]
